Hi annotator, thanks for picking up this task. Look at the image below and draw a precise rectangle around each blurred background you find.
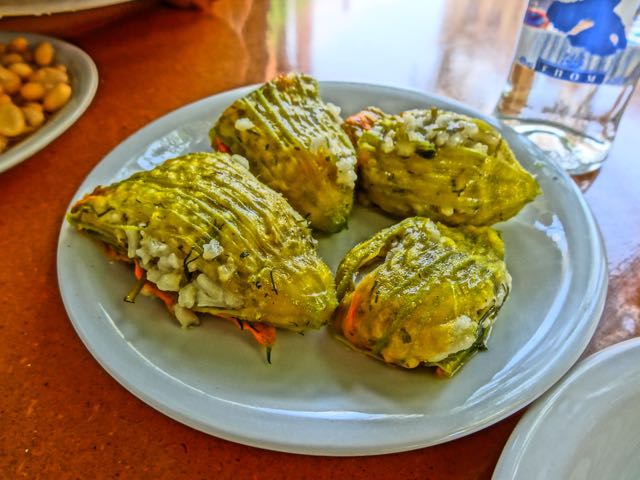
[0,0,526,113]
[264,0,526,113]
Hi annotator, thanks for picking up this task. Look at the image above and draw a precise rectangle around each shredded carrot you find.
[133,260,145,280]
[141,283,175,310]
[344,111,377,131]
[71,187,108,209]
[131,261,274,358]
[216,314,277,361]
[217,314,276,347]
[343,290,362,343]
[243,322,276,363]
[243,322,277,348]
[72,196,95,208]
[103,244,130,262]
[131,260,175,310]
[214,137,231,153]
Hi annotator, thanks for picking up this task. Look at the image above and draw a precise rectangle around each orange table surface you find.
[1,1,639,478]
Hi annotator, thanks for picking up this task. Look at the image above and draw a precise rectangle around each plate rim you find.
[0,0,136,17]
[0,31,99,174]
[56,80,608,456]
[492,337,640,479]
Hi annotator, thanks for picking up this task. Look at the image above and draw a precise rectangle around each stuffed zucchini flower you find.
[67,152,338,358]
[333,217,511,377]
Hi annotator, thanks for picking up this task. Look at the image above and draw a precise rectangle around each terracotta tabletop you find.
[1,1,639,478]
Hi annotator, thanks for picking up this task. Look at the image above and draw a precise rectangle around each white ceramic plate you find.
[57,82,607,456]
[0,32,98,173]
[493,337,640,479]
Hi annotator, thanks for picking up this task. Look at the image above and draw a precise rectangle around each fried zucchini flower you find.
[333,217,511,377]
[210,73,356,233]
[343,107,541,226]
[67,152,338,357]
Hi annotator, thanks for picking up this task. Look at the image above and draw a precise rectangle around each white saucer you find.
[494,337,640,479]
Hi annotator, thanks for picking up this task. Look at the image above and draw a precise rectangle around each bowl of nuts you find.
[0,32,98,173]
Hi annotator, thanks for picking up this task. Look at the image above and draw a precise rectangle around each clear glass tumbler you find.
[495,0,640,176]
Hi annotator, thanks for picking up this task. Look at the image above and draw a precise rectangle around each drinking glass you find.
[495,0,640,176]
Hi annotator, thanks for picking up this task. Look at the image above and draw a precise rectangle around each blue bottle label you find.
[516,0,640,85]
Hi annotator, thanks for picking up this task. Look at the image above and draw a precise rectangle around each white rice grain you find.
[231,154,250,170]
[174,305,199,327]
[234,118,255,131]
[125,229,139,259]
[202,239,223,260]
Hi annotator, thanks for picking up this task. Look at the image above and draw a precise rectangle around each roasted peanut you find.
[0,102,26,137]
[22,103,45,128]
[8,37,28,53]
[0,67,21,95]
[34,42,54,66]
[0,134,7,153]
[29,67,69,91]
[23,101,43,112]
[20,82,45,101]
[9,62,33,79]
[1,53,24,66]
[43,83,72,112]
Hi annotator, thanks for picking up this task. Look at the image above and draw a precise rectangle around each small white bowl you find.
[0,31,98,173]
